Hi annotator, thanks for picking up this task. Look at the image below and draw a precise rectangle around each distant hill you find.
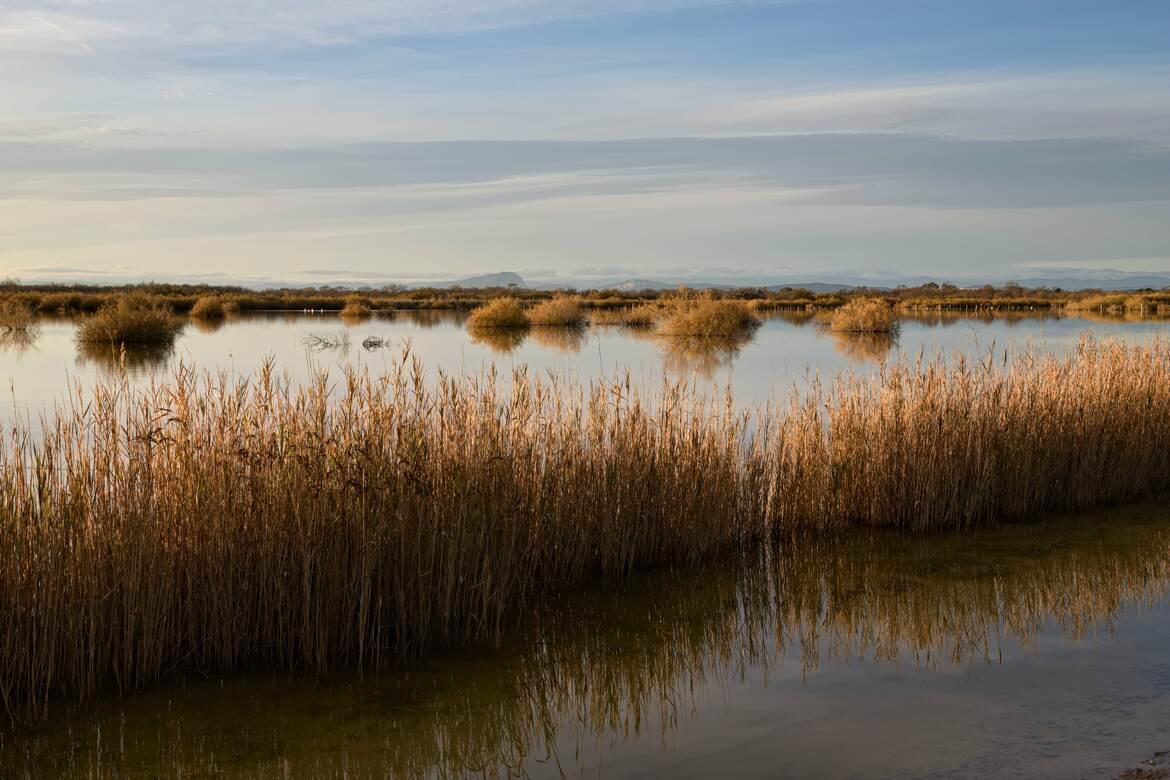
[1006,275,1170,291]
[433,271,527,289]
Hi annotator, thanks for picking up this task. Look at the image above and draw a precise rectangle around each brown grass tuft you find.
[821,297,898,333]
[189,296,228,320]
[340,296,373,320]
[0,300,36,334]
[526,296,587,327]
[75,295,184,346]
[657,300,761,338]
[467,297,530,329]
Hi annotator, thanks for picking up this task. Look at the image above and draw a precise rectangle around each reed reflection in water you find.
[74,340,175,374]
[8,502,1170,778]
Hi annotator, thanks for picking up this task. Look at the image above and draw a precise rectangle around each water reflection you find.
[75,341,175,374]
[9,503,1170,777]
[530,325,589,353]
[658,333,753,378]
[826,329,898,364]
[398,309,468,328]
[0,327,38,356]
[3,310,1169,426]
[468,325,529,354]
[190,315,227,334]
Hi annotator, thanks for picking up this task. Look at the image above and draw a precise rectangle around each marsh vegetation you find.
[820,296,899,333]
[526,295,587,327]
[467,296,530,329]
[5,502,1170,776]
[74,295,185,347]
[2,338,1170,720]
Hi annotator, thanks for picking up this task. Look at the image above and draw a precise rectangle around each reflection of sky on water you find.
[2,311,1169,423]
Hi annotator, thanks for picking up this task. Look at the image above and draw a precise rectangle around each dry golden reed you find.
[658,299,761,337]
[467,297,529,329]
[821,296,898,333]
[590,302,663,328]
[0,300,36,334]
[75,294,184,345]
[189,295,228,321]
[1,338,1170,718]
[9,504,1170,776]
[526,295,587,327]
[340,296,374,320]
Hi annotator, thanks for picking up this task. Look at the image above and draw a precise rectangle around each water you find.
[4,310,1170,777]
[4,310,1170,419]
[5,502,1170,778]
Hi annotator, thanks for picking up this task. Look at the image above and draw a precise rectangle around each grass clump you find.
[467,297,530,329]
[821,297,898,333]
[658,300,761,338]
[340,296,373,320]
[0,300,36,334]
[189,295,232,321]
[527,296,587,327]
[75,295,184,346]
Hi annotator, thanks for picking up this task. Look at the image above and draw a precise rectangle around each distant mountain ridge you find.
[433,271,527,289]
[425,270,1170,293]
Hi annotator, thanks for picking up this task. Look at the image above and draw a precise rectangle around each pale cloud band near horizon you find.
[2,0,1168,285]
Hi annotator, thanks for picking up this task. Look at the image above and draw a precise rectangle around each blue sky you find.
[2,0,1169,285]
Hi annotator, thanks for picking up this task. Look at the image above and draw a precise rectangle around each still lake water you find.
[3,310,1170,778]
[5,503,1170,778]
[4,309,1170,415]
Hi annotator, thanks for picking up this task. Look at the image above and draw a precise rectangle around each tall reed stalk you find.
[1,338,1169,718]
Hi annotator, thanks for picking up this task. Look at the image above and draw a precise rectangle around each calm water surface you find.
[3,310,1170,417]
[4,502,1170,778]
[4,311,1170,778]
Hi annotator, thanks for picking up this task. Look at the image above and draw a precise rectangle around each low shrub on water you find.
[658,300,760,338]
[75,295,184,346]
[189,295,230,320]
[526,296,586,327]
[467,297,530,329]
[3,338,1170,718]
[340,296,373,320]
[821,297,898,333]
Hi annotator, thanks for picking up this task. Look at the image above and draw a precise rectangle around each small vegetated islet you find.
[467,297,530,329]
[657,299,761,338]
[340,296,374,319]
[526,296,587,327]
[821,296,898,333]
[75,295,184,346]
[189,296,229,321]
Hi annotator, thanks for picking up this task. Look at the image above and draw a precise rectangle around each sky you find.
[2,0,1169,287]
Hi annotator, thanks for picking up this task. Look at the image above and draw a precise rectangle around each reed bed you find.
[10,503,1170,776]
[2,339,1170,718]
